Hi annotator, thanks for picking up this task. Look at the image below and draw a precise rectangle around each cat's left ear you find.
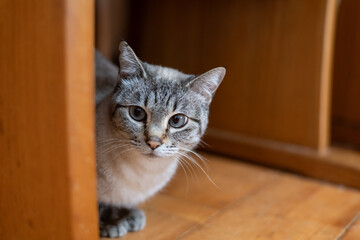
[188,67,226,102]
[118,41,147,79]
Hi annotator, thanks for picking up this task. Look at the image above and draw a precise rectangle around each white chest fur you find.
[97,151,178,207]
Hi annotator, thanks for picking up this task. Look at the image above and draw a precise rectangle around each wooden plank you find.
[179,176,320,239]
[0,1,98,239]
[131,0,337,150]
[163,152,280,208]
[177,166,360,239]
[141,194,217,223]
[332,0,360,148]
[183,187,360,240]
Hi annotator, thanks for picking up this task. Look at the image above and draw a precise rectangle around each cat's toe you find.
[127,209,146,232]
[100,221,128,238]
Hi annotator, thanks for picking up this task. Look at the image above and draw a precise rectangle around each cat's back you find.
[95,50,119,104]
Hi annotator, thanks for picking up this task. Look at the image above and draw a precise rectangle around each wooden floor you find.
[103,153,360,240]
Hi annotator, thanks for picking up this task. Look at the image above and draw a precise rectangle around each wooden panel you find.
[95,0,129,62]
[0,1,98,239]
[131,0,337,150]
[104,153,360,239]
[332,0,360,148]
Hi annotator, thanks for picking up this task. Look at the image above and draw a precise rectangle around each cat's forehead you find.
[115,63,204,116]
[116,78,199,115]
[117,77,181,103]
[144,63,194,82]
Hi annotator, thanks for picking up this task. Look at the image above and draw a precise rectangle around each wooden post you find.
[0,1,98,239]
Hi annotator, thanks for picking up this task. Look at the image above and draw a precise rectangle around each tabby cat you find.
[96,41,225,238]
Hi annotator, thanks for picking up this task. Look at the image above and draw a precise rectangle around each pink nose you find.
[146,136,162,150]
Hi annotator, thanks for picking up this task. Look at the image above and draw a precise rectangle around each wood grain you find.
[131,0,337,150]
[181,180,360,240]
[102,153,360,240]
[66,1,99,239]
[341,213,360,240]
[0,1,98,239]
[140,194,217,223]
[331,0,360,148]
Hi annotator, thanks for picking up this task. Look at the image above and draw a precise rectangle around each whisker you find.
[174,156,189,197]
[97,142,125,151]
[97,138,131,145]
[177,155,197,183]
[199,139,210,148]
[178,147,209,171]
[114,147,137,158]
[98,144,131,156]
[177,150,221,190]
[97,140,132,151]
[176,152,198,183]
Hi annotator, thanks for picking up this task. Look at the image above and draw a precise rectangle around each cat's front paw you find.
[99,207,146,238]
[125,208,146,232]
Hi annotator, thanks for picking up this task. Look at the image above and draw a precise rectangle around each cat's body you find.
[95,42,225,238]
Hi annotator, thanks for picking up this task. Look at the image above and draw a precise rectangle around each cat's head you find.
[110,41,225,158]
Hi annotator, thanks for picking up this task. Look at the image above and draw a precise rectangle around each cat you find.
[95,41,225,238]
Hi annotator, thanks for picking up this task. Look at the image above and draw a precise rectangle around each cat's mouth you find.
[146,152,160,158]
[145,151,172,158]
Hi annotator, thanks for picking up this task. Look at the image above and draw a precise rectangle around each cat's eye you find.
[129,106,147,122]
[169,114,188,128]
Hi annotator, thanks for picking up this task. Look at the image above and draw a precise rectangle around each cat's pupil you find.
[134,108,142,116]
[173,116,180,123]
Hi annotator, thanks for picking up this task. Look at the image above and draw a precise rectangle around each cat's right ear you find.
[118,41,147,79]
[188,67,226,103]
